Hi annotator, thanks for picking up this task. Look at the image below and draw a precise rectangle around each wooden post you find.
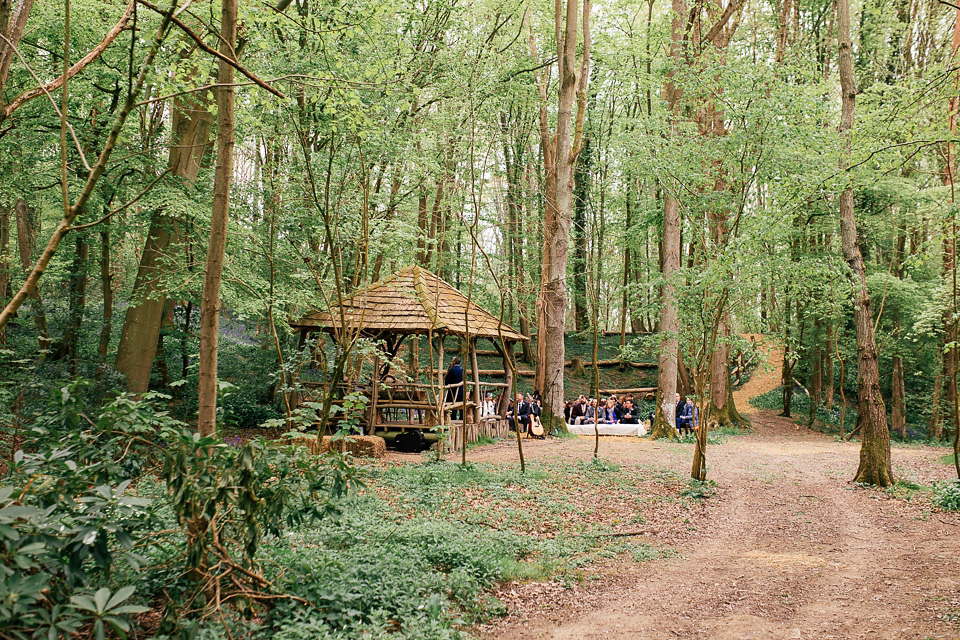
[369,351,379,436]
[471,337,481,416]
[499,341,514,417]
[435,334,445,454]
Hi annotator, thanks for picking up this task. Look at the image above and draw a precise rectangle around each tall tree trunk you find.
[196,0,237,437]
[650,0,686,439]
[115,60,214,391]
[781,298,794,418]
[519,160,536,364]
[620,169,632,347]
[14,200,50,349]
[710,311,745,426]
[929,364,943,440]
[0,0,35,103]
[939,7,960,445]
[839,0,893,486]
[891,221,907,438]
[529,0,591,435]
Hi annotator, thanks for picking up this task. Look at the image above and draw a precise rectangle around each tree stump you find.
[569,357,587,377]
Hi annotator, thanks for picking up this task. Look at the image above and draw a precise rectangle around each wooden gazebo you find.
[289,265,528,449]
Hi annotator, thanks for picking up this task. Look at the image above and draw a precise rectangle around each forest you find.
[2,0,960,636]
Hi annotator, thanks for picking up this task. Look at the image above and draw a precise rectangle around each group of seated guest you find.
[674,392,700,435]
[563,394,642,425]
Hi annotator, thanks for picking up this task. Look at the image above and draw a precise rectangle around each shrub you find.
[0,383,171,638]
[222,391,282,429]
[932,480,960,511]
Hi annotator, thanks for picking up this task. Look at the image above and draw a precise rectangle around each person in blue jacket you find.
[677,397,699,436]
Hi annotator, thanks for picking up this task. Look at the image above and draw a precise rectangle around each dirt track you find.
[475,336,960,640]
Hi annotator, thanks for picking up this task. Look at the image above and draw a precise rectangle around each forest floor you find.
[461,336,960,639]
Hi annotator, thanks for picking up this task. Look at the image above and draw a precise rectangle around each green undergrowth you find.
[931,480,960,511]
[751,388,955,446]
[252,458,679,639]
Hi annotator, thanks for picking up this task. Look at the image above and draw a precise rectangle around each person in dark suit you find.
[506,392,531,433]
[619,399,639,424]
[445,357,464,420]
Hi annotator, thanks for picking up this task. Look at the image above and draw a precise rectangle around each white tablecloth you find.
[567,423,647,437]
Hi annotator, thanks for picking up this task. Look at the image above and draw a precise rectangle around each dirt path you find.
[476,338,960,640]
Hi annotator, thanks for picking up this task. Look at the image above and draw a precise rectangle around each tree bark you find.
[98,225,112,364]
[529,1,591,435]
[14,200,49,349]
[115,51,214,392]
[938,7,960,444]
[838,0,893,486]
[57,234,88,374]
[573,136,590,333]
[650,0,686,439]
[0,206,8,344]
[196,0,237,437]
[824,320,835,411]
[0,0,34,102]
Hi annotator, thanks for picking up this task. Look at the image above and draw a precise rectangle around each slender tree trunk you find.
[573,137,590,333]
[939,7,960,445]
[519,161,536,363]
[710,311,745,426]
[838,0,893,486]
[891,222,907,438]
[196,0,237,437]
[620,169,632,347]
[0,206,9,343]
[824,319,835,411]
[781,297,794,418]
[930,365,943,440]
[60,234,88,374]
[98,226,112,364]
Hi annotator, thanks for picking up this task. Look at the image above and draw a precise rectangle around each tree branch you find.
[703,0,741,45]
[65,169,171,232]
[0,0,180,331]
[3,1,135,121]
[137,0,286,99]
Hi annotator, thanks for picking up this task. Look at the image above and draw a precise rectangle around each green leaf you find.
[105,585,136,611]
[94,587,111,613]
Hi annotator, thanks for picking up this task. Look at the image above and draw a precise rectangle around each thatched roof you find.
[289,265,528,342]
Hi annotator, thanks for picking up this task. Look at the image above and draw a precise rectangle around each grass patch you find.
[467,434,499,449]
[937,453,960,465]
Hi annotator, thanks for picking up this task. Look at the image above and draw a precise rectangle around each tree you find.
[196,0,237,437]
[528,0,591,434]
[837,0,893,486]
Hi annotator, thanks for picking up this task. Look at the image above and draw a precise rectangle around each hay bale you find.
[314,435,386,459]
